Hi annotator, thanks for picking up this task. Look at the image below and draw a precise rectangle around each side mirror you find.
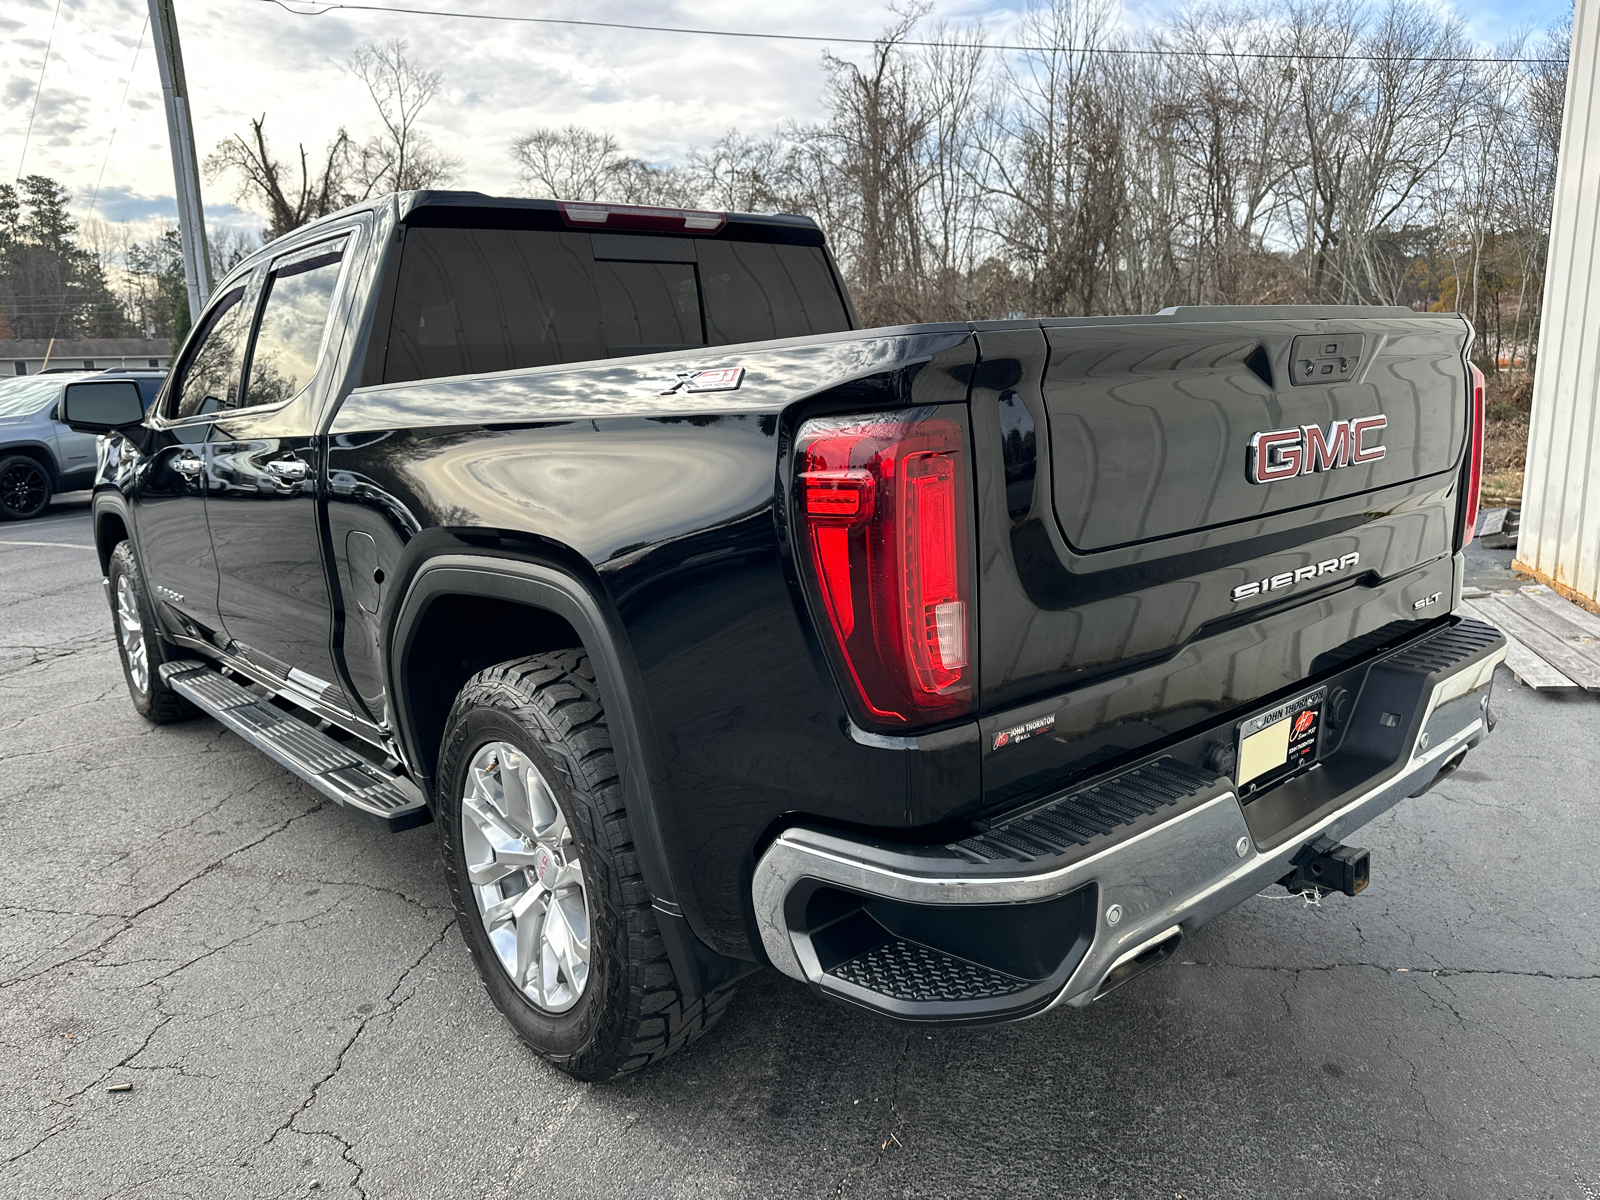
[61,380,146,434]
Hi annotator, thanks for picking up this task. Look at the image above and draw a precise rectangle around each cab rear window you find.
[381,227,850,385]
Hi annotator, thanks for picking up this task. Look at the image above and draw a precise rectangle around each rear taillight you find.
[1464,365,1486,546]
[796,409,975,726]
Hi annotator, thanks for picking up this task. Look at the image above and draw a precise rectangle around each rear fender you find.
[386,548,753,996]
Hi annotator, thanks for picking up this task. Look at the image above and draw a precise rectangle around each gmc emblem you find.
[1247,416,1387,483]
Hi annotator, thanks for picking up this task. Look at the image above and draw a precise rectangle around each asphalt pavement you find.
[2,496,1597,1200]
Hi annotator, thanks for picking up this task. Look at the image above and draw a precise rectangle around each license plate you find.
[1236,686,1326,793]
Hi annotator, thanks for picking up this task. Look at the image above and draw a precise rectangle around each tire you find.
[107,541,199,723]
[437,650,736,1082]
[0,454,52,520]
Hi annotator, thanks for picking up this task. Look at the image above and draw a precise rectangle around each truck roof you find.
[282,190,825,246]
[394,191,826,245]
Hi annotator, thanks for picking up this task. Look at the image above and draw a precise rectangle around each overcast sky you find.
[1,0,1575,244]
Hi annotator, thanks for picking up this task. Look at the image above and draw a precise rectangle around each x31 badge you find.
[657,367,746,395]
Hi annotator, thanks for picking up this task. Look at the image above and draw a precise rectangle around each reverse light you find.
[1464,365,1486,546]
[796,409,974,726]
[556,200,727,234]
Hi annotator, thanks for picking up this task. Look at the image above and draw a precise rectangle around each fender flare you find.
[0,439,61,488]
[386,552,754,996]
[88,491,137,574]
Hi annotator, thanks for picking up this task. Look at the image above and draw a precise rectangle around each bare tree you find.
[487,0,1566,354]
[686,130,791,212]
[204,116,354,240]
[348,39,459,195]
[511,127,625,200]
[988,0,1133,316]
[208,42,456,237]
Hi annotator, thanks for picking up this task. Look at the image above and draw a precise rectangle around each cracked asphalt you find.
[2,497,1598,1200]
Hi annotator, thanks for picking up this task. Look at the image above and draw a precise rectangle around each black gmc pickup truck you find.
[62,192,1504,1081]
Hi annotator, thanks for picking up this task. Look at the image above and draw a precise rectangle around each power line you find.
[258,0,1568,66]
[89,15,152,220]
[15,0,66,182]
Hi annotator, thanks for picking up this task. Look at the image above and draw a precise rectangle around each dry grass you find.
[1481,373,1532,507]
[1482,469,1524,508]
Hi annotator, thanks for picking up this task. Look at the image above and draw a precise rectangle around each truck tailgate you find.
[970,311,1472,816]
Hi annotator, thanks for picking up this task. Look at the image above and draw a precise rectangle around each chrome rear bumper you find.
[751,622,1505,1022]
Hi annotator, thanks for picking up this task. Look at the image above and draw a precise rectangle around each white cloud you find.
[0,0,1572,241]
[4,0,958,232]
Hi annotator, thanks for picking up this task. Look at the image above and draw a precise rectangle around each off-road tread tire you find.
[107,540,199,724]
[438,650,736,1082]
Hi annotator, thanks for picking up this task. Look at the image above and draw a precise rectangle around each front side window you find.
[243,241,348,408]
[168,285,251,420]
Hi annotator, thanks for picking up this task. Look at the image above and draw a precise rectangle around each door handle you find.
[173,453,203,477]
[266,459,309,484]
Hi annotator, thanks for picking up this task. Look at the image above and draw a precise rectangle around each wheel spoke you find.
[544,898,589,998]
[483,879,542,928]
[461,792,524,853]
[512,890,548,998]
[115,577,149,693]
[557,896,590,965]
[466,859,519,887]
[498,749,535,837]
[552,856,585,893]
[531,777,567,845]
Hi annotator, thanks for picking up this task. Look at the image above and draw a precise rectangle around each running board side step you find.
[160,660,431,832]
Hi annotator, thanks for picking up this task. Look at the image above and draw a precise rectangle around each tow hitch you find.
[1280,836,1370,897]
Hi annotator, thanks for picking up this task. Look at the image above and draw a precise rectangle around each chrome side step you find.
[160,659,430,832]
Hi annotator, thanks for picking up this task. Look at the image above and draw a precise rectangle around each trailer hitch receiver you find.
[1280,836,1370,898]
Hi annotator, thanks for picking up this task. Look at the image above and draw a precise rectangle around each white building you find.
[1518,0,1600,607]
[2,338,172,376]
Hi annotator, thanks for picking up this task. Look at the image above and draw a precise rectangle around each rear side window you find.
[381,227,851,385]
[243,240,347,408]
[168,285,251,420]
[385,229,604,383]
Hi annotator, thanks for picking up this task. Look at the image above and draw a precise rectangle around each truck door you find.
[207,234,352,708]
[133,281,255,647]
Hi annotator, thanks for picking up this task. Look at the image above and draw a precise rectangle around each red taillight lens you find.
[796,410,974,726]
[1464,365,1486,546]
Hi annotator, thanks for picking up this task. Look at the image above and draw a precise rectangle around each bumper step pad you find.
[160,660,429,831]
[1386,616,1504,673]
[829,940,1033,1004]
[950,758,1220,865]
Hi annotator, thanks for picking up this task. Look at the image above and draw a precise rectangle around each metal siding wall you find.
[1521,0,1600,602]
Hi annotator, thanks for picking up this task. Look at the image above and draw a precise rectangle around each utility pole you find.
[148,0,212,323]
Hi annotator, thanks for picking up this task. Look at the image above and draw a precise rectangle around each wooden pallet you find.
[1460,584,1600,691]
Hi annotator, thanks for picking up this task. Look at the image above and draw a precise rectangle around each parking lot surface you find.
[2,496,1598,1199]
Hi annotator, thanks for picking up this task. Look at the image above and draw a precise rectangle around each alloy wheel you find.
[115,574,149,694]
[0,459,47,518]
[460,741,592,1014]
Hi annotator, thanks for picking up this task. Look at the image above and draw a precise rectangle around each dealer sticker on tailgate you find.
[1236,686,1326,792]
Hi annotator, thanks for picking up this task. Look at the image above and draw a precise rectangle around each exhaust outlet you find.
[1281,837,1370,898]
